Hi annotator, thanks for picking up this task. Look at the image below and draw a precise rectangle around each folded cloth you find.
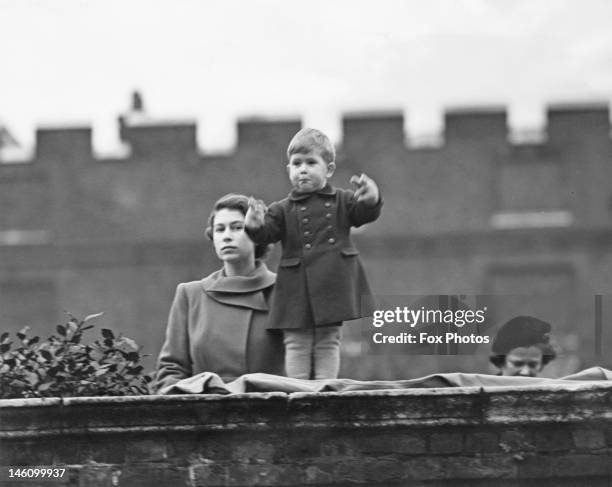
[158,367,612,395]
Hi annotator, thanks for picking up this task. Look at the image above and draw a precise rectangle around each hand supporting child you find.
[350,173,380,207]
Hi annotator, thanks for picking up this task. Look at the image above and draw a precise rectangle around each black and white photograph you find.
[1,0,612,485]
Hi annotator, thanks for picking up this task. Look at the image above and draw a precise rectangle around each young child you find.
[245,128,382,380]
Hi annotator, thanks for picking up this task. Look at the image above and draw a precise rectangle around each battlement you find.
[35,125,93,161]
[1,101,609,166]
[342,111,406,157]
[2,100,610,240]
[119,115,197,158]
[547,102,610,143]
[236,117,302,156]
[444,106,508,142]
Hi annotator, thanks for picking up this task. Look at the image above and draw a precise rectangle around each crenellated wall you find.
[1,383,612,486]
[3,103,611,240]
[1,102,612,378]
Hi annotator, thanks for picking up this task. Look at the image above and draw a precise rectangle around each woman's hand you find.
[245,197,267,229]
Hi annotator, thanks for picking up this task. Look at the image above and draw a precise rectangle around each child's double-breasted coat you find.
[247,184,382,329]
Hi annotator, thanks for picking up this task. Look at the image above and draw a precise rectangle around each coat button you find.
[325,213,332,219]
[300,206,307,211]
[305,243,312,249]
[327,225,333,231]
[328,238,335,244]
[303,217,310,223]
[304,231,310,236]
[324,202,332,208]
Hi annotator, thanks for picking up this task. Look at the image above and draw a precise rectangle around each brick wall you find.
[3,103,610,241]
[1,383,612,486]
[1,102,612,377]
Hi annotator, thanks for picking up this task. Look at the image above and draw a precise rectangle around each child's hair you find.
[287,128,336,163]
[205,193,271,261]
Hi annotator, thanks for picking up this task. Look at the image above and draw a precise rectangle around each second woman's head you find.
[205,194,270,267]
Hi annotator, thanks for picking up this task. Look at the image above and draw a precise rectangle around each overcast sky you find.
[2,0,611,153]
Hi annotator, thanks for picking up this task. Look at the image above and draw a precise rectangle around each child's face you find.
[286,150,335,193]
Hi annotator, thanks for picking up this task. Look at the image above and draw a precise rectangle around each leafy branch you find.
[0,313,152,399]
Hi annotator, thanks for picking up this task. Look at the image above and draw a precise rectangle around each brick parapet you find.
[1,383,612,485]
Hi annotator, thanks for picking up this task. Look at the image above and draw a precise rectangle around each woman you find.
[156,194,284,392]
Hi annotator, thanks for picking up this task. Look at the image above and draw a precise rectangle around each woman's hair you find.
[489,315,556,369]
[205,193,271,261]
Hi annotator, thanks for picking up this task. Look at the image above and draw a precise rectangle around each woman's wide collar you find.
[201,262,276,294]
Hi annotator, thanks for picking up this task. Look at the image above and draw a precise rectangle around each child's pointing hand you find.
[350,173,380,207]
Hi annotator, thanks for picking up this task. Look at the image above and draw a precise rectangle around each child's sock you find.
[313,325,342,380]
[283,329,313,379]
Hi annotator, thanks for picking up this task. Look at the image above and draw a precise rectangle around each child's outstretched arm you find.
[244,197,284,244]
[348,173,383,227]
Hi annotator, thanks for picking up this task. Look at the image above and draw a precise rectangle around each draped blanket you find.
[159,367,612,395]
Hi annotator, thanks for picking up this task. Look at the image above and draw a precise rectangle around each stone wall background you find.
[1,103,612,378]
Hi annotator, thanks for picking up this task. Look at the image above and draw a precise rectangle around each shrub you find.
[0,313,153,399]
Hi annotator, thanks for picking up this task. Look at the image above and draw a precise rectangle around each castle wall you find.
[1,103,611,376]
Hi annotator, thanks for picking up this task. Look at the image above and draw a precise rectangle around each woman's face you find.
[212,208,255,264]
[500,346,544,377]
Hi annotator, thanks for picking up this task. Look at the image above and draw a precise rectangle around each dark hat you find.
[491,315,552,355]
